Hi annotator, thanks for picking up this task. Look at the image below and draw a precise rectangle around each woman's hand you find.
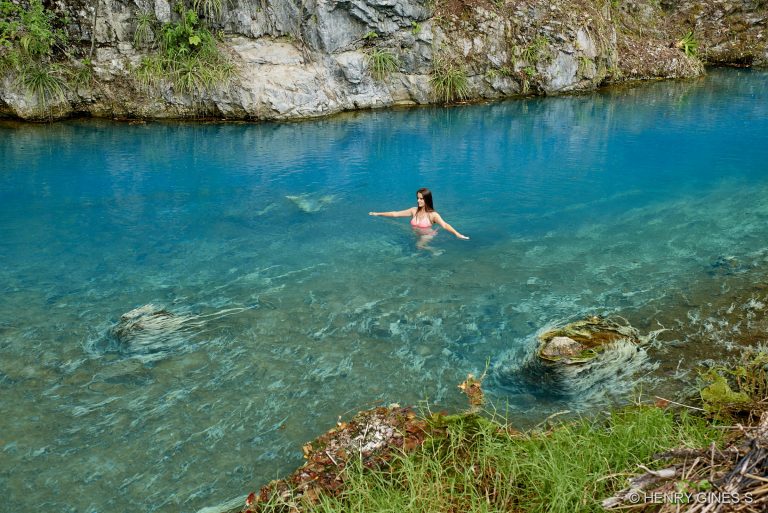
[457,234,470,240]
[368,212,379,216]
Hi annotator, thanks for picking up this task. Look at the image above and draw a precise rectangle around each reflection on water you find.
[1,69,768,513]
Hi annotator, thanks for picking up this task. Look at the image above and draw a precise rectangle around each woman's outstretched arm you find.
[369,207,416,218]
[432,213,469,240]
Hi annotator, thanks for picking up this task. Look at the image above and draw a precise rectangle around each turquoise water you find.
[2,68,768,512]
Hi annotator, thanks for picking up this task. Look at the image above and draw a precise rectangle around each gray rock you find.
[544,51,579,92]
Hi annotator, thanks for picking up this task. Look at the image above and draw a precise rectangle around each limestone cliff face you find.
[0,0,765,121]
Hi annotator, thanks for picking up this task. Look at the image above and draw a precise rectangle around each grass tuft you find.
[367,48,399,80]
[133,11,156,48]
[676,31,699,57]
[17,60,67,109]
[430,58,469,103]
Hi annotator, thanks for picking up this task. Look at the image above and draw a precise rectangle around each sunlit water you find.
[2,68,768,512]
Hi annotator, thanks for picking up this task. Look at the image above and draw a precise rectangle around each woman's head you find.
[416,188,434,212]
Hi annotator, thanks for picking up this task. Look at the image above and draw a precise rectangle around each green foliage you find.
[18,0,67,56]
[17,60,67,109]
[699,350,768,421]
[133,4,236,97]
[309,407,721,513]
[578,56,592,76]
[430,59,469,103]
[486,65,514,79]
[367,48,399,80]
[410,21,421,35]
[0,0,72,109]
[363,30,379,41]
[522,35,550,65]
[1,0,67,59]
[160,7,213,58]
[133,11,156,48]
[193,0,223,20]
[676,31,699,57]
[68,58,94,88]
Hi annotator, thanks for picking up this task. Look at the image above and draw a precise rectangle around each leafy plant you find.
[410,21,421,35]
[363,30,379,41]
[18,0,67,57]
[487,65,514,79]
[17,60,67,109]
[676,31,699,57]
[578,55,592,76]
[0,0,72,109]
[193,0,223,20]
[159,7,212,58]
[522,35,549,64]
[699,350,768,421]
[68,58,94,88]
[367,48,398,80]
[133,3,235,97]
[430,59,469,103]
[519,66,536,94]
[133,11,156,48]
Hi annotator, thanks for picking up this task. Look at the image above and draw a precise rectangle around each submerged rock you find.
[110,304,199,360]
[537,316,642,364]
[286,193,336,213]
[492,316,658,403]
[108,303,252,361]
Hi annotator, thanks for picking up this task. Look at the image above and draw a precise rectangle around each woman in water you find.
[369,188,470,248]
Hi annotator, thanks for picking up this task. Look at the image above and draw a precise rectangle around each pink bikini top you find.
[410,214,432,229]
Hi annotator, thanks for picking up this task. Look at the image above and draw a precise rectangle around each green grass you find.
[522,35,550,65]
[133,11,156,48]
[193,0,223,20]
[68,58,94,88]
[301,407,720,513]
[17,60,67,109]
[367,48,399,80]
[430,59,469,103]
[676,31,699,57]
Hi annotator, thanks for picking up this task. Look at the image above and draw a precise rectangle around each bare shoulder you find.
[429,211,443,221]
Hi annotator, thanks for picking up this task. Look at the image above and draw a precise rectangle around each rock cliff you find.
[0,0,765,121]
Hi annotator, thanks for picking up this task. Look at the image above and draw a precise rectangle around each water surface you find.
[2,68,768,512]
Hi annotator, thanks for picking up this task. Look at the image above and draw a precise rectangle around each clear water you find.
[2,68,768,512]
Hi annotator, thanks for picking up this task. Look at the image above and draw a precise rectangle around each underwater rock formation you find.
[109,303,249,361]
[492,316,659,404]
[537,316,642,364]
[285,193,336,213]
[110,304,199,360]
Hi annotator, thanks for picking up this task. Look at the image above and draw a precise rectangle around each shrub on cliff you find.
[0,0,69,109]
[133,3,236,98]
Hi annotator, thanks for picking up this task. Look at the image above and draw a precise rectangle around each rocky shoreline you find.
[1,0,766,121]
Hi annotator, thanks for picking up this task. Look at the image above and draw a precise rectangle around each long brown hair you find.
[417,187,435,212]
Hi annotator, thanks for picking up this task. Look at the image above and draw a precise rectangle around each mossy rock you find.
[537,316,641,364]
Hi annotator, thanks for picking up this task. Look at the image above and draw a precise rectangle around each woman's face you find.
[416,193,425,208]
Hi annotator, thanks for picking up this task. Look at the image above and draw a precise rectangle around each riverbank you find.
[1,0,766,121]
[235,350,768,513]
